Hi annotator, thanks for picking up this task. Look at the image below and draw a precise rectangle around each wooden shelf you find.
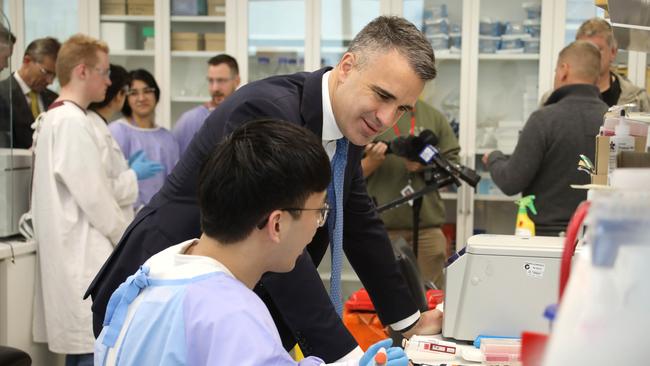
[171,15,226,23]
[100,15,154,22]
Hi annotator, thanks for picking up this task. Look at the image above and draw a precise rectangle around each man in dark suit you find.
[0,24,16,147]
[0,37,60,148]
[87,16,442,362]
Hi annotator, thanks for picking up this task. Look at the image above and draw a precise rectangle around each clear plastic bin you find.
[479,36,500,53]
[523,19,541,37]
[449,33,461,50]
[523,37,540,53]
[480,19,500,36]
[522,2,542,19]
[428,34,450,50]
[500,34,527,51]
[424,18,449,35]
[423,4,448,20]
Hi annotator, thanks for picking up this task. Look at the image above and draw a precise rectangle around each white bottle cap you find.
[615,118,630,136]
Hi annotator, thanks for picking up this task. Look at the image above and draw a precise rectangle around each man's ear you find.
[265,210,283,244]
[338,52,356,81]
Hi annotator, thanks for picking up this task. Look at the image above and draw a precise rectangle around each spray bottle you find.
[515,195,537,237]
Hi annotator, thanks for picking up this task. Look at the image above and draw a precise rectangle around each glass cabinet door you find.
[320,0,380,68]
[403,0,464,247]
[170,0,227,126]
[99,0,155,88]
[248,0,305,82]
[472,0,543,235]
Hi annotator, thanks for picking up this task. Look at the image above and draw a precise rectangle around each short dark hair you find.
[199,119,331,244]
[122,68,160,117]
[88,64,130,111]
[24,37,61,62]
[347,16,436,81]
[207,53,239,76]
[0,24,16,45]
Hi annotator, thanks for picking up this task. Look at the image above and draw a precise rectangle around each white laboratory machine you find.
[0,148,32,237]
[442,234,564,341]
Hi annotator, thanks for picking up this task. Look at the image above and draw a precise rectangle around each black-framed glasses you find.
[256,203,330,229]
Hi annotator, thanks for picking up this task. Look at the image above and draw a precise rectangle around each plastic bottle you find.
[514,195,537,237]
[608,110,635,183]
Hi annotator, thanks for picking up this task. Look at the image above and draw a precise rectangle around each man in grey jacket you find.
[540,18,650,111]
[483,41,608,236]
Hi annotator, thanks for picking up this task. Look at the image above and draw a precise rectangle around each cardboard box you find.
[101,23,137,50]
[128,0,154,15]
[591,174,607,185]
[171,32,202,51]
[204,33,225,51]
[207,0,225,16]
[594,135,647,175]
[101,0,126,15]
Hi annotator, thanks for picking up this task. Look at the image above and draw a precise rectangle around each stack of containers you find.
[449,22,462,53]
[478,1,541,54]
[522,2,541,53]
[423,4,450,52]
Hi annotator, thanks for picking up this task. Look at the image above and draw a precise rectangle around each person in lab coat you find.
[87,64,163,222]
[31,34,130,366]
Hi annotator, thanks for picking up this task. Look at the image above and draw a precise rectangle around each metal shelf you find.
[172,50,224,57]
[110,49,155,57]
[479,53,540,60]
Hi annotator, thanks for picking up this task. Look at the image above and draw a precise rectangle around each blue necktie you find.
[327,137,348,316]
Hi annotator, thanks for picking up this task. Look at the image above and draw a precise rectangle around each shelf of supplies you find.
[171,96,208,103]
[440,192,458,200]
[172,50,224,57]
[436,52,462,60]
[110,49,155,57]
[171,15,226,23]
[479,53,539,60]
[475,194,520,202]
[100,15,154,22]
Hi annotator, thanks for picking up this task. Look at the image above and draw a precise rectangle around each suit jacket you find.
[0,74,58,148]
[86,67,419,361]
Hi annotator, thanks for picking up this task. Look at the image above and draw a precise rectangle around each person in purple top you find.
[172,54,240,155]
[109,69,179,209]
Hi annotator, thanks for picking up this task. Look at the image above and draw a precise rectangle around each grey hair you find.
[576,18,617,49]
[24,37,61,62]
[559,40,601,84]
[347,16,436,81]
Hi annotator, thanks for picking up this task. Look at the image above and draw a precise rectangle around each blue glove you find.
[129,150,164,180]
[359,339,409,366]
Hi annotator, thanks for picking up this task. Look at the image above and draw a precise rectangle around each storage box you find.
[171,0,207,16]
[101,0,126,15]
[127,0,154,15]
[171,32,202,51]
[101,23,138,50]
[207,0,225,16]
[0,149,31,237]
[204,33,225,51]
[594,135,647,175]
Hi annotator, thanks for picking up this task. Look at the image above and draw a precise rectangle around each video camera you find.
[379,129,481,188]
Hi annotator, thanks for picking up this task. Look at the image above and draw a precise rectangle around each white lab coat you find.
[31,101,135,354]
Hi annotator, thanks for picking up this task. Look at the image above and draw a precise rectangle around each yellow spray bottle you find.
[515,195,537,237]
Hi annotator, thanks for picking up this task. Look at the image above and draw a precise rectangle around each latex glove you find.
[129,150,164,180]
[359,338,409,366]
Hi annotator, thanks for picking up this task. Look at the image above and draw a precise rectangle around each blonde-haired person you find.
[540,17,650,111]
[31,34,131,366]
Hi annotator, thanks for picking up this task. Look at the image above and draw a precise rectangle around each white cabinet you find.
[86,0,238,129]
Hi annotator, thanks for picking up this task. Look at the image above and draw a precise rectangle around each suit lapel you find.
[300,67,332,138]
[11,75,34,123]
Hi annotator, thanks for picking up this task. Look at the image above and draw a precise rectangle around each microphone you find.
[414,130,481,188]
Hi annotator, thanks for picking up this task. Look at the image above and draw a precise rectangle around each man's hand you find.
[403,159,424,173]
[361,142,388,178]
[481,152,491,167]
[402,309,443,339]
[365,142,388,162]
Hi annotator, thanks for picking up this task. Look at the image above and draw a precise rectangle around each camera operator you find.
[362,100,460,289]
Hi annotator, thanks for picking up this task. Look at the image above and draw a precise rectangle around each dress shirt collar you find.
[321,71,343,142]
